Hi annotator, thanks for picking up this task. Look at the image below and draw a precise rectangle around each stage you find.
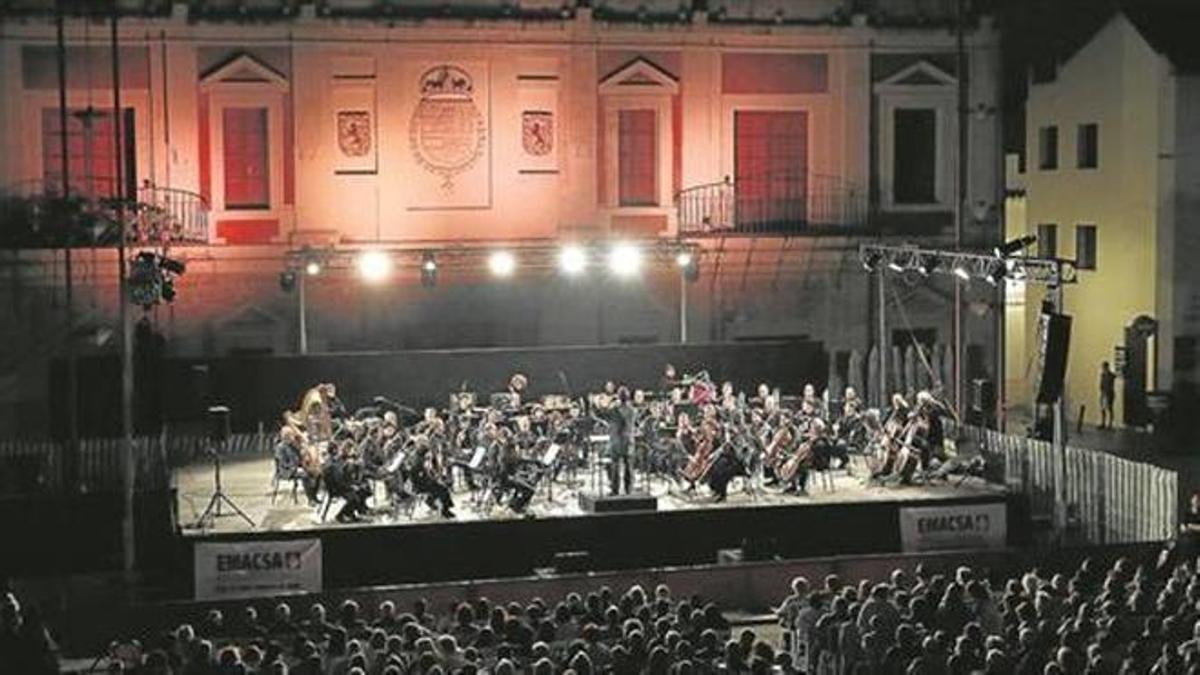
[172,454,1024,592]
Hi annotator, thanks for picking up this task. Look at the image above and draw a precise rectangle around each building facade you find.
[0,0,1003,434]
[1006,6,1200,428]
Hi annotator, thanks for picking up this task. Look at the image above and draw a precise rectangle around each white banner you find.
[195,539,322,601]
[899,502,1007,553]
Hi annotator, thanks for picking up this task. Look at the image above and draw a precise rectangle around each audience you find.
[779,552,1200,675]
[12,547,1200,674]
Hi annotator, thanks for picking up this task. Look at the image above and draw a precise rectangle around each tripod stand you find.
[193,440,256,530]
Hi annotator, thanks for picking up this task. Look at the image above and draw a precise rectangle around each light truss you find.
[283,239,701,274]
[858,243,1077,287]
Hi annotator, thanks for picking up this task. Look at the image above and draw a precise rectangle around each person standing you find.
[1099,362,1116,429]
[595,386,636,495]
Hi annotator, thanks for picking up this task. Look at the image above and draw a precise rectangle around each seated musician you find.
[660,363,679,392]
[324,440,372,523]
[507,373,529,408]
[406,434,456,519]
[912,390,947,471]
[495,430,537,514]
[275,425,319,505]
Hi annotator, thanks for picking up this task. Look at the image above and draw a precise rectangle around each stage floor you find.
[174,455,1006,536]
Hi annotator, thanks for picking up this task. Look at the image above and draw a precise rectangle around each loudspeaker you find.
[1034,312,1072,404]
[207,405,231,443]
[578,493,658,513]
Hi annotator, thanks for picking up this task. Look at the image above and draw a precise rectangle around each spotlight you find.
[952,264,971,281]
[559,245,587,276]
[887,257,906,273]
[488,250,516,277]
[305,260,321,276]
[279,270,297,292]
[421,252,438,288]
[161,279,176,302]
[608,242,642,278]
[675,251,694,268]
[986,262,1007,286]
[861,251,882,272]
[917,256,939,276]
[994,234,1038,258]
[357,250,392,283]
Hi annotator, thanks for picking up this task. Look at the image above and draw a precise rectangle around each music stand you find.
[193,406,256,530]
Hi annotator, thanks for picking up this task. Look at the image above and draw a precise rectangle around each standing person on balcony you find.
[1099,362,1117,430]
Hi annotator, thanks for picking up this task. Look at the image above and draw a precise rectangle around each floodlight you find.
[357,250,392,283]
[608,242,642,278]
[994,234,1038,258]
[488,250,516,277]
[559,245,587,276]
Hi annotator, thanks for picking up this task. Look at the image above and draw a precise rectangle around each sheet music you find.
[469,446,487,469]
[542,444,560,466]
[385,451,406,473]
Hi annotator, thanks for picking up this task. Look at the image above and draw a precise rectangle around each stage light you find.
[305,260,321,276]
[488,250,516,277]
[675,251,694,268]
[608,242,642,278]
[953,264,971,281]
[986,262,1007,286]
[917,256,939,276]
[861,251,882,272]
[357,250,392,283]
[161,279,176,302]
[421,252,438,288]
[279,270,296,292]
[559,245,587,276]
[994,234,1038,258]
[887,257,906,273]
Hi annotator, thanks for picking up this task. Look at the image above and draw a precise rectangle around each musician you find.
[406,434,456,519]
[495,429,537,513]
[593,386,636,495]
[508,373,529,408]
[660,364,679,393]
[324,439,371,523]
[297,383,344,443]
[275,426,320,505]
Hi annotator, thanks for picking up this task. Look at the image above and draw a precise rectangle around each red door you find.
[734,111,807,230]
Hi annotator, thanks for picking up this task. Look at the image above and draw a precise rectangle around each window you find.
[1037,223,1058,259]
[617,109,657,207]
[734,110,808,228]
[893,108,938,204]
[1077,123,1098,169]
[41,107,136,200]
[1076,224,1097,269]
[221,107,270,210]
[1038,125,1058,170]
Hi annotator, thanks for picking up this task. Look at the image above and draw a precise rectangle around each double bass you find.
[681,414,721,483]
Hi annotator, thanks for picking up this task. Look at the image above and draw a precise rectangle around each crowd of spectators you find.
[778,549,1200,675]
[83,583,780,674]
[13,545,1200,674]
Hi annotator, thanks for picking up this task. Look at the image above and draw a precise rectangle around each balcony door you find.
[734,111,807,231]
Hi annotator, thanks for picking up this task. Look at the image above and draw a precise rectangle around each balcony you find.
[0,179,210,249]
[676,171,868,237]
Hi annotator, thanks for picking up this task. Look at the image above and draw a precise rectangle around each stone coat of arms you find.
[337,111,372,158]
[409,65,486,190]
[521,111,553,157]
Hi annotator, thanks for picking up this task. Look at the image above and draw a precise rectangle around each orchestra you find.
[273,369,960,523]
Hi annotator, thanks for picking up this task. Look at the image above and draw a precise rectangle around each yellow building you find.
[1006,5,1200,430]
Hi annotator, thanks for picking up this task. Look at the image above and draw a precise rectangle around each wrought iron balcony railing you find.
[676,171,868,236]
[0,179,210,248]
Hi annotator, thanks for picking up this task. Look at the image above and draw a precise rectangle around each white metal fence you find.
[962,425,1178,544]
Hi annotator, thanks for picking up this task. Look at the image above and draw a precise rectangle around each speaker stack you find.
[1034,311,1072,404]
